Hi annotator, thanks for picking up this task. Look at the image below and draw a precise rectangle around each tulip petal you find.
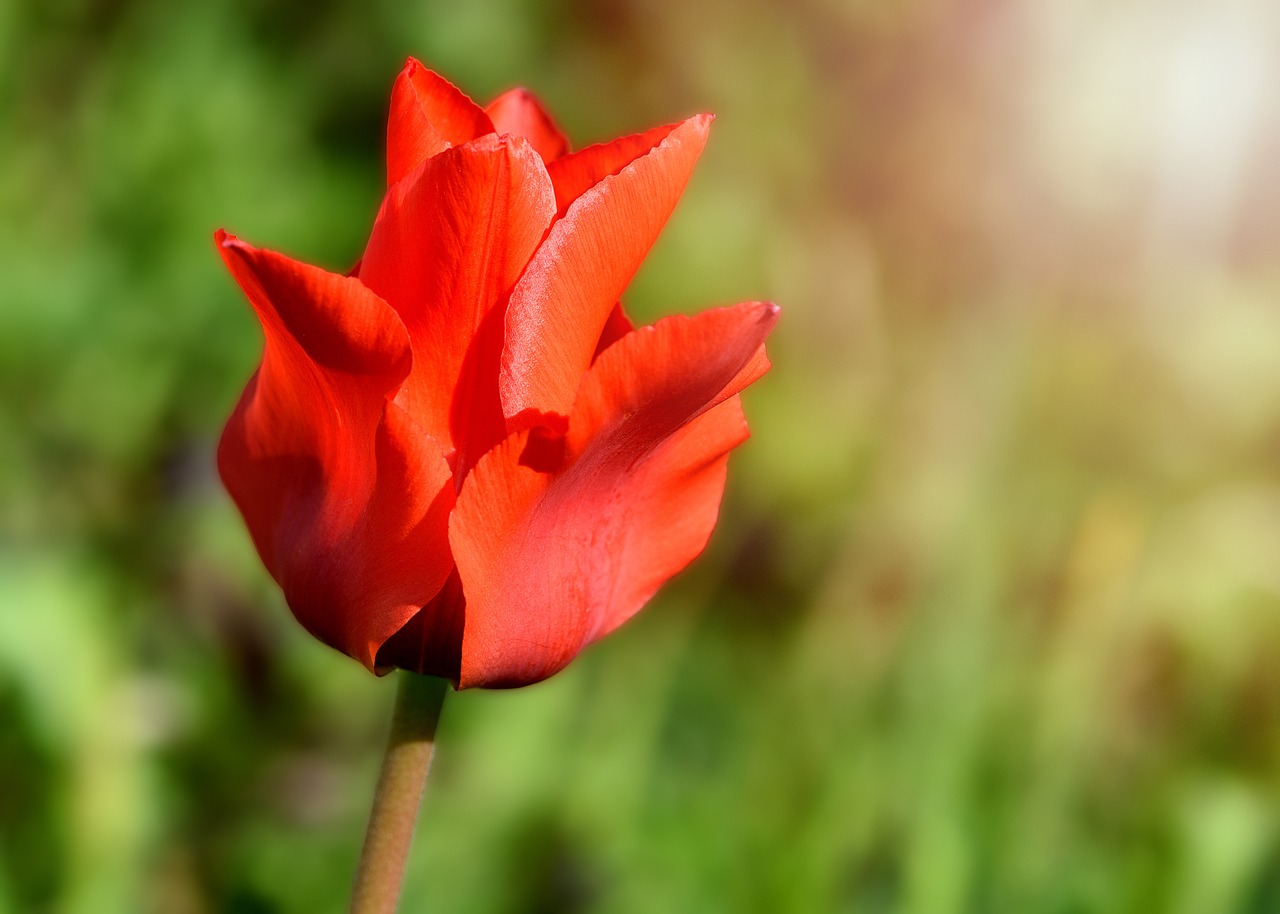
[485,88,570,162]
[373,564,467,681]
[360,134,556,478]
[545,123,679,216]
[589,396,748,641]
[386,58,495,187]
[566,301,777,458]
[452,301,778,688]
[500,114,713,428]
[216,233,455,670]
[593,302,635,360]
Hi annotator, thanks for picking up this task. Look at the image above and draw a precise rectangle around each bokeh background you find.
[4,0,1280,910]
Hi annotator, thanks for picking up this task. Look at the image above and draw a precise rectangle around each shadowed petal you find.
[500,115,713,428]
[485,87,570,162]
[593,301,635,361]
[215,232,455,669]
[360,134,556,478]
[452,301,778,688]
[373,566,466,681]
[386,58,495,187]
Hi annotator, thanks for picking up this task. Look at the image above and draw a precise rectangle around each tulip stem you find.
[350,671,448,914]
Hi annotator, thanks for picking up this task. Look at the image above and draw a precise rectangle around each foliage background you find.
[4,0,1280,911]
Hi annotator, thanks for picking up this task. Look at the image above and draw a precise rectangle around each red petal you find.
[215,233,455,669]
[386,58,495,187]
[451,301,777,688]
[566,301,778,455]
[593,301,635,361]
[485,88,570,162]
[373,566,466,681]
[360,134,556,480]
[500,115,713,427]
[546,122,679,215]
[590,397,747,640]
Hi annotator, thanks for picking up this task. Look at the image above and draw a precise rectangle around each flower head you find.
[217,59,777,688]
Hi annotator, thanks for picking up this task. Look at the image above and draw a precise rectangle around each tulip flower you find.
[218,59,778,911]
[216,59,777,691]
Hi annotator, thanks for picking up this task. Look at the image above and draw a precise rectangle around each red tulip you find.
[216,59,778,688]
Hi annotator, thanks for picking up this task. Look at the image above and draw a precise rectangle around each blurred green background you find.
[4,0,1280,911]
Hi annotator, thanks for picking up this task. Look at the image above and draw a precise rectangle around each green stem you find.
[349,672,448,914]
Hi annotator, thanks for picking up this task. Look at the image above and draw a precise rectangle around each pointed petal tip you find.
[215,232,254,266]
[214,231,264,265]
[760,303,781,341]
[664,113,713,149]
[455,129,512,153]
[733,299,781,332]
[216,231,271,260]
[685,112,714,136]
